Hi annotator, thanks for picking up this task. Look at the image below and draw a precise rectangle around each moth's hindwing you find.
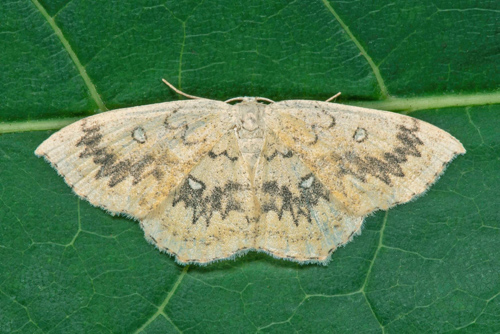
[254,130,363,263]
[141,131,257,264]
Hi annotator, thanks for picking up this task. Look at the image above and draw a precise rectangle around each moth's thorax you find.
[234,100,267,171]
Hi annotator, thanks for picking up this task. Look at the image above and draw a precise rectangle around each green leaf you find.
[0,0,498,333]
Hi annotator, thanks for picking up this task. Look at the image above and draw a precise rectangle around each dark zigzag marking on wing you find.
[172,175,246,226]
[261,174,329,226]
[76,121,164,188]
[338,121,424,185]
[208,150,238,162]
[264,149,293,162]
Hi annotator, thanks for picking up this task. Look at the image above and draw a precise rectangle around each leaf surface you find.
[0,0,499,333]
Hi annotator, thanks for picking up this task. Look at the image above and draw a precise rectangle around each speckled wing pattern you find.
[35,98,465,265]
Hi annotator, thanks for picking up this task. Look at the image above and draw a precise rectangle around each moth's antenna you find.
[325,92,341,102]
[162,79,203,100]
[256,97,275,103]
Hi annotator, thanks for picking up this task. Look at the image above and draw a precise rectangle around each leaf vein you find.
[133,266,189,333]
[320,0,389,98]
[30,0,107,112]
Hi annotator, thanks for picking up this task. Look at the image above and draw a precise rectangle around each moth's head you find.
[161,78,275,105]
[232,98,267,133]
[240,97,257,103]
[224,96,275,105]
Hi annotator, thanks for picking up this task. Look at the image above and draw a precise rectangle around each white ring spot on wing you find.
[301,175,314,188]
[188,177,203,190]
[132,127,147,143]
[354,128,367,142]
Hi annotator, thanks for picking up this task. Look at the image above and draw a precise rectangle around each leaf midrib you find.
[2,91,499,134]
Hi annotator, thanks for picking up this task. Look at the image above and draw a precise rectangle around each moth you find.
[35,80,465,265]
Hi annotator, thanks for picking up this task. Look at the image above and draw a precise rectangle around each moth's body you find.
[36,95,465,265]
[233,98,266,172]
